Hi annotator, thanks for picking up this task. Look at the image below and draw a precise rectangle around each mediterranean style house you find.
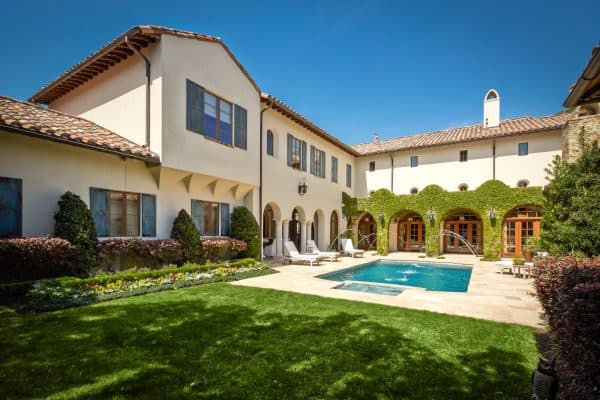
[0,26,598,259]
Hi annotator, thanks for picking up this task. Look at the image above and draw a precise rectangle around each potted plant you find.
[522,236,540,262]
[512,257,525,266]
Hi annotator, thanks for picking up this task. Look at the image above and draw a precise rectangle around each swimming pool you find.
[318,260,472,293]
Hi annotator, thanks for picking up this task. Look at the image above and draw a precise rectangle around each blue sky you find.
[0,1,597,144]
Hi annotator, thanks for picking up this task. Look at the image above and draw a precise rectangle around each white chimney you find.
[483,89,500,128]
[373,132,379,142]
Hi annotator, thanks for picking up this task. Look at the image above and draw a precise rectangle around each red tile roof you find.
[351,114,571,155]
[0,96,160,162]
[30,25,260,104]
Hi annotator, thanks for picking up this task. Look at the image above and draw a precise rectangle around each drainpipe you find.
[259,97,274,262]
[125,36,151,149]
[492,139,496,179]
[389,153,395,193]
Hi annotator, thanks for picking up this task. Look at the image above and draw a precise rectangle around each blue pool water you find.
[335,282,405,296]
[318,260,472,292]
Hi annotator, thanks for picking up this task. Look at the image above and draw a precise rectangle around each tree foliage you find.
[231,206,260,259]
[54,191,99,276]
[541,134,600,256]
[170,209,202,263]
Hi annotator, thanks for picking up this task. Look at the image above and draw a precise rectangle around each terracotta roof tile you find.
[0,96,159,162]
[351,114,571,155]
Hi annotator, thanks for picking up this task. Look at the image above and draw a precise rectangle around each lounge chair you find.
[283,241,321,266]
[495,260,514,275]
[341,239,365,258]
[306,240,339,262]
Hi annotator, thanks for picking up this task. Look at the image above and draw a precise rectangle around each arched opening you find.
[443,209,482,254]
[410,187,419,195]
[262,204,276,239]
[502,205,542,258]
[266,130,274,156]
[357,212,377,250]
[485,89,498,100]
[458,183,468,192]
[393,211,425,252]
[289,207,304,251]
[262,202,282,257]
[330,211,339,250]
[517,179,529,188]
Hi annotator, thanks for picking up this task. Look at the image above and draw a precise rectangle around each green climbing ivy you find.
[344,180,543,259]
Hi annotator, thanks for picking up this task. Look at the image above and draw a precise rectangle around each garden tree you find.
[231,206,260,259]
[171,209,202,263]
[541,132,600,256]
[54,191,99,276]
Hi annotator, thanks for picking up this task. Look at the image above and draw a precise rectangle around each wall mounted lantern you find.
[489,208,497,221]
[427,209,436,222]
[298,180,308,195]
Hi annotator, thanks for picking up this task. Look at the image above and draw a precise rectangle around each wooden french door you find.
[397,220,425,251]
[357,214,376,250]
[330,212,339,250]
[502,206,542,257]
[444,216,482,254]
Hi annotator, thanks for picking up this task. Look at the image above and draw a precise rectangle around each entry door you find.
[503,220,539,257]
[398,222,424,251]
[289,220,301,251]
[445,222,481,253]
[358,221,376,250]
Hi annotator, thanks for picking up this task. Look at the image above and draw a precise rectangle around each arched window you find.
[266,130,274,156]
[458,183,468,192]
[410,187,419,195]
[517,180,529,188]
[486,90,498,100]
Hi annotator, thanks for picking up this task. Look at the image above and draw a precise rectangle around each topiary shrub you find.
[54,191,99,276]
[231,206,260,259]
[171,209,202,263]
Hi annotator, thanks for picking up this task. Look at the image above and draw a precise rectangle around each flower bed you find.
[13,258,273,313]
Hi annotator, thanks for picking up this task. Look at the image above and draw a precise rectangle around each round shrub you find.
[171,209,202,263]
[54,191,99,276]
[231,206,260,259]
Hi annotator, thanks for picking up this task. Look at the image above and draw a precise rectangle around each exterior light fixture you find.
[298,180,307,195]
[378,212,385,223]
[427,209,436,222]
[489,208,497,220]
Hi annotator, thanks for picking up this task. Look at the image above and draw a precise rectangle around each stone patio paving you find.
[232,252,545,328]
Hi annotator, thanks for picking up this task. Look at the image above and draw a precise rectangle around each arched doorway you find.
[395,211,425,252]
[262,204,276,240]
[357,213,377,250]
[502,205,542,257]
[311,211,319,246]
[330,211,339,250]
[289,208,302,251]
[443,210,482,254]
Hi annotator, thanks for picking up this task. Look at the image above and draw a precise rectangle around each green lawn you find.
[0,284,539,399]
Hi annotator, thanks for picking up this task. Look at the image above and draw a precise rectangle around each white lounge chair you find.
[306,240,339,262]
[341,239,365,258]
[495,260,514,275]
[283,241,320,266]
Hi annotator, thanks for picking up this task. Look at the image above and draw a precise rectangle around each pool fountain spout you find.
[439,230,479,256]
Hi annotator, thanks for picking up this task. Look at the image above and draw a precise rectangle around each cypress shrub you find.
[54,191,99,276]
[171,209,202,263]
[231,206,260,259]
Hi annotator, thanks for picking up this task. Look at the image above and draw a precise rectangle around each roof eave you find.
[563,45,600,108]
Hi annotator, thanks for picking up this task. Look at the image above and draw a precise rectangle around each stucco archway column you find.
[275,220,283,256]
[300,221,309,252]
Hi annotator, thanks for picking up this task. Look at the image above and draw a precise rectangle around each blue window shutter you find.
[288,133,294,167]
[301,141,307,171]
[220,203,230,236]
[0,177,22,238]
[234,105,247,149]
[191,199,202,233]
[186,79,204,134]
[90,188,109,237]
[310,145,315,175]
[141,194,157,237]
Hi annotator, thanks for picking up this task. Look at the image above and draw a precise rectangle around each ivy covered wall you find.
[342,180,544,259]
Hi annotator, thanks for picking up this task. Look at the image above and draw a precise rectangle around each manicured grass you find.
[0,284,539,399]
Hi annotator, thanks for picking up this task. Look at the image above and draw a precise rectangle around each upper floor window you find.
[346,164,352,188]
[517,179,529,188]
[186,79,247,149]
[310,146,326,178]
[369,161,375,171]
[331,156,338,183]
[90,188,156,237]
[287,133,306,171]
[459,150,468,162]
[410,187,419,194]
[518,142,528,156]
[191,200,230,236]
[0,177,22,238]
[410,156,419,168]
[266,130,274,156]
[458,183,468,191]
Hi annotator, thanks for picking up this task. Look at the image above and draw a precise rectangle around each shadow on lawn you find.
[0,288,534,400]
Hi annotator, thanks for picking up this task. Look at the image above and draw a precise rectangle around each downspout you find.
[259,98,274,262]
[389,153,394,192]
[125,36,151,149]
[492,139,496,179]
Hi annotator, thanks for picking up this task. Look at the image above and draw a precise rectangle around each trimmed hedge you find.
[99,239,184,270]
[532,256,600,399]
[0,237,76,283]
[231,206,260,258]
[171,209,202,263]
[200,237,247,263]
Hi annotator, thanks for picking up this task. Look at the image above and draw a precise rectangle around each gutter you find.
[389,153,395,192]
[125,36,152,149]
[259,98,274,262]
[564,45,600,108]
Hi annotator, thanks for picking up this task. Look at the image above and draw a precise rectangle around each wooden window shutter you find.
[141,194,157,237]
[234,105,247,149]
[0,177,22,238]
[186,79,204,134]
[301,141,307,171]
[287,134,293,167]
[320,151,326,178]
[90,188,109,237]
[310,145,315,175]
